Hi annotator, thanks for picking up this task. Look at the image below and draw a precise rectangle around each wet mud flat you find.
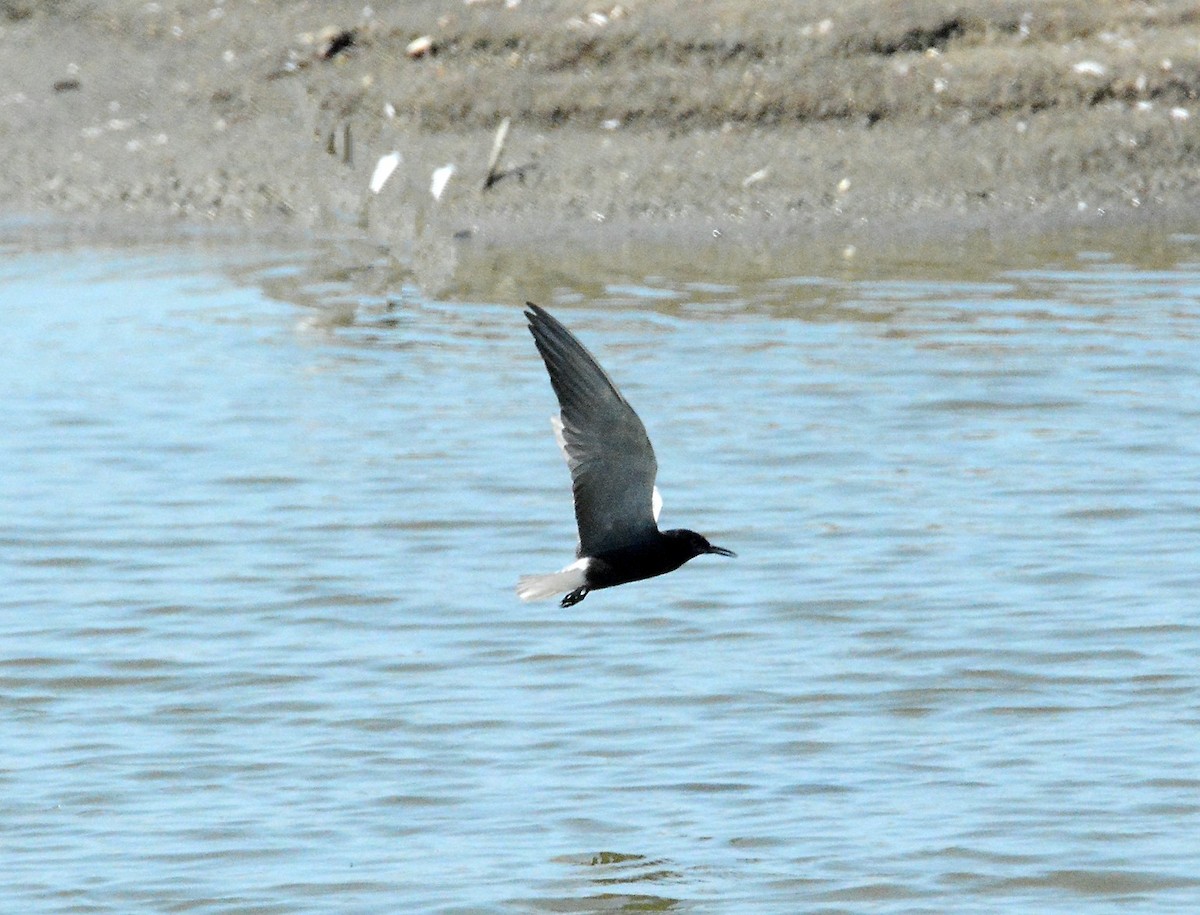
[2,0,1199,271]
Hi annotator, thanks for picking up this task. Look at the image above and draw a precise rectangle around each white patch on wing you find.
[652,485,662,523]
[550,414,568,461]
[516,558,589,602]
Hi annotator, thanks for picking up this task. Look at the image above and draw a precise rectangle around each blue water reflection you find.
[3,235,1200,912]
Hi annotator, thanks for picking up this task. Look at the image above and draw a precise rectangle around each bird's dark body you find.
[520,303,734,607]
[562,529,718,605]
[589,531,705,588]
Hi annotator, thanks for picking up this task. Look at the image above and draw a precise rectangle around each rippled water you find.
[4,232,1200,913]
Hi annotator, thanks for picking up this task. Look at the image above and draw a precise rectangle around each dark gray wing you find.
[525,303,658,556]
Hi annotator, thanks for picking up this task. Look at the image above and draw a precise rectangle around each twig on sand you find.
[483,117,511,191]
[482,117,539,190]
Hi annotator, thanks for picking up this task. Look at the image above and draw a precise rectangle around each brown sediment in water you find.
[2,0,1199,274]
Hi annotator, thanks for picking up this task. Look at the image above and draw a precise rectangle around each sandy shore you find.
[3,0,1199,272]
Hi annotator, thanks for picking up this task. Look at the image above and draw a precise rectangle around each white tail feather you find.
[516,559,588,601]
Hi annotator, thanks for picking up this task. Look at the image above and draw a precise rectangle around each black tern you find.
[518,302,735,607]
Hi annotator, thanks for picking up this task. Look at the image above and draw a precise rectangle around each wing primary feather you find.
[525,303,660,555]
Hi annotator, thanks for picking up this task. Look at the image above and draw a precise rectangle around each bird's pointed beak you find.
[706,544,736,558]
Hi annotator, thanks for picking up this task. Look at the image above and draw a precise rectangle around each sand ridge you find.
[2,1,1199,259]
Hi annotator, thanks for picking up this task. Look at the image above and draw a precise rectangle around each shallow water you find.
[4,231,1200,913]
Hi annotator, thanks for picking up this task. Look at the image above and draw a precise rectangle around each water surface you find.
[3,232,1200,913]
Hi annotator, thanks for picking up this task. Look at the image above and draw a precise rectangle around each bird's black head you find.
[665,528,736,562]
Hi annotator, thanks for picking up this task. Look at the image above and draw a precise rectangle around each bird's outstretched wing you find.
[526,303,659,556]
[552,416,662,524]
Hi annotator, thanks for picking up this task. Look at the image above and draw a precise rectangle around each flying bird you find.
[518,303,734,607]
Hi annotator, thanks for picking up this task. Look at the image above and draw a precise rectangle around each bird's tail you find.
[516,559,588,602]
